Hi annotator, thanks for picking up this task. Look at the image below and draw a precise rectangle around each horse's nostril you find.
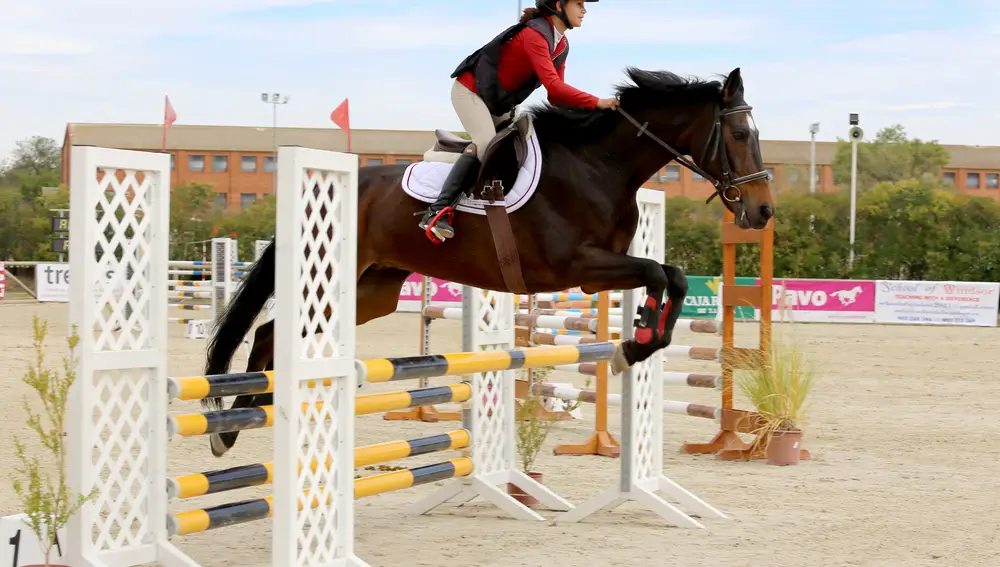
[760,204,774,220]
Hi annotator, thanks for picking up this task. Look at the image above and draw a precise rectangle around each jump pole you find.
[383,275,462,422]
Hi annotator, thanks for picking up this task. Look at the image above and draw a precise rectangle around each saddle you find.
[421,114,535,294]
[423,113,534,185]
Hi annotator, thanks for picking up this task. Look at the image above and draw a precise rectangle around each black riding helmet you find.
[536,0,598,30]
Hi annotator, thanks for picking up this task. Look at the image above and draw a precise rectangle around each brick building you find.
[61,122,1000,211]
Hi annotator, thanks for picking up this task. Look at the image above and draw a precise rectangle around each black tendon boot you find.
[418,150,480,241]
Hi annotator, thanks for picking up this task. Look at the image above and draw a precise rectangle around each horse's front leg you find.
[658,263,689,349]
[571,248,670,374]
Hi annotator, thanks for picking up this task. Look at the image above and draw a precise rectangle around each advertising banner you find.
[682,276,757,321]
[874,280,1000,327]
[0,262,5,300]
[35,263,71,302]
[396,274,465,312]
[757,278,877,323]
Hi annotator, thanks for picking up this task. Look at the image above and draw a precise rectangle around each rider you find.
[417,0,620,240]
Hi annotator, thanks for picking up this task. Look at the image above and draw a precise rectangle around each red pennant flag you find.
[162,95,177,151]
[330,98,351,152]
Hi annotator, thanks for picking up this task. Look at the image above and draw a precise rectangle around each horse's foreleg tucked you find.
[658,263,688,344]
[571,249,669,373]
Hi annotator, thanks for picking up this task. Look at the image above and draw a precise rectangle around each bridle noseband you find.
[618,103,771,205]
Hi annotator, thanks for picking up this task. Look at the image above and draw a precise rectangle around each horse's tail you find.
[201,239,276,411]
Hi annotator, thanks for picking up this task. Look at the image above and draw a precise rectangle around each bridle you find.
[617,103,771,205]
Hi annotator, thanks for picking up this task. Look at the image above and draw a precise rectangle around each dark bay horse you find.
[201,67,773,457]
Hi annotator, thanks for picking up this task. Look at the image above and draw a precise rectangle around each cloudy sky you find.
[1,0,997,162]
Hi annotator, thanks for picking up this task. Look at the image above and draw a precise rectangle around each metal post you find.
[849,137,858,268]
[260,92,290,199]
[847,114,862,271]
[809,122,819,193]
[272,104,277,196]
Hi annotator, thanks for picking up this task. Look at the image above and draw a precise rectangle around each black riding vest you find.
[451,17,569,117]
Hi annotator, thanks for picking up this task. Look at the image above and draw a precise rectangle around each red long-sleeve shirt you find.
[457,18,598,110]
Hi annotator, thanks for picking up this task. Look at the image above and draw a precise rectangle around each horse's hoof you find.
[210,434,229,458]
[610,344,630,375]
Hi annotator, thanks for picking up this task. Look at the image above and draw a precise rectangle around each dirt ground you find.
[2,301,999,567]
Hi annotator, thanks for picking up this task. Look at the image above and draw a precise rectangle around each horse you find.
[200,66,774,457]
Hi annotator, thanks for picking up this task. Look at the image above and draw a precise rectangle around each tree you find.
[212,195,277,259]
[15,168,61,201]
[851,179,954,279]
[663,196,722,276]
[1,136,62,178]
[12,318,96,567]
[831,125,950,192]
[168,182,216,259]
[772,192,851,279]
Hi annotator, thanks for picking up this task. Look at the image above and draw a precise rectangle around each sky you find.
[1,0,998,163]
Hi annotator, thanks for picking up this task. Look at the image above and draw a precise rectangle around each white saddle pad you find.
[401,128,542,215]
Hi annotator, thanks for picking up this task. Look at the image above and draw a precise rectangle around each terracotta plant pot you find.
[507,471,544,507]
[766,429,803,466]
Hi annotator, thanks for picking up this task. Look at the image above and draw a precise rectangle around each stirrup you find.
[421,206,455,244]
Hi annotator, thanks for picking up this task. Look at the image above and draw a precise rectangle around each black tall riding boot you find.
[417,152,480,240]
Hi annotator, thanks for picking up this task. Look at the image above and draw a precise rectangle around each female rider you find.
[418,0,619,240]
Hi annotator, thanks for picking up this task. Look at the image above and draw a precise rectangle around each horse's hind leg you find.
[210,321,275,457]
[207,266,410,456]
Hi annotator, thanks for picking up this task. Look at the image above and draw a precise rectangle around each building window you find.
[240,193,257,208]
[942,172,955,186]
[987,173,999,189]
[395,159,413,165]
[786,168,802,185]
[263,156,276,173]
[660,166,680,182]
[188,155,205,172]
[241,156,257,173]
[169,154,175,170]
[765,167,775,181]
[365,158,383,166]
[966,172,980,189]
[213,193,227,211]
[692,171,705,182]
[212,155,228,173]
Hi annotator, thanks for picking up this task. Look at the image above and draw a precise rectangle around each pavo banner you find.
[760,278,877,323]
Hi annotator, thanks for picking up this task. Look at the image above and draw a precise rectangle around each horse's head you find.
[617,67,774,230]
[706,68,774,229]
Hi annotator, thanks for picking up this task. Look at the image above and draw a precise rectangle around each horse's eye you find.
[732,130,748,141]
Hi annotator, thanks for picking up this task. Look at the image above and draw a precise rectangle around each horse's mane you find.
[527,67,724,147]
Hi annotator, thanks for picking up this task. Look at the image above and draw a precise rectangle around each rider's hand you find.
[596,97,620,110]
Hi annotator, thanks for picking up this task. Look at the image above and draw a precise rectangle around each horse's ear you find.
[723,67,743,104]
